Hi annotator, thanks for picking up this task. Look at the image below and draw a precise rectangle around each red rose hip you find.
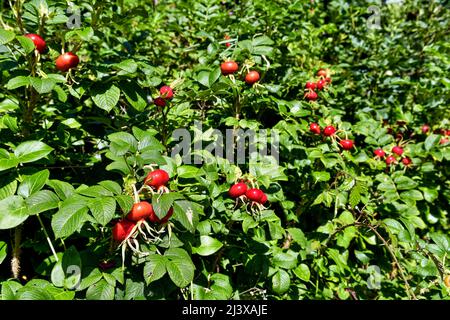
[374,148,386,158]
[245,188,264,202]
[55,52,79,72]
[340,139,354,150]
[221,61,239,75]
[159,85,174,99]
[24,33,46,54]
[245,71,260,85]
[112,219,136,242]
[392,146,404,156]
[310,123,321,135]
[323,125,336,136]
[145,169,170,188]
[229,182,248,198]
[126,201,154,222]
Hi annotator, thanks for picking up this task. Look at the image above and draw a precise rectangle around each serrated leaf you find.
[0,29,15,45]
[86,279,114,300]
[6,76,29,90]
[293,264,310,281]
[14,141,53,163]
[47,180,74,200]
[91,84,120,112]
[272,269,290,294]
[88,197,116,226]
[164,248,195,288]
[143,254,167,284]
[51,196,89,238]
[0,196,28,230]
[193,235,223,256]
[18,169,49,198]
[25,190,59,215]
[121,81,147,111]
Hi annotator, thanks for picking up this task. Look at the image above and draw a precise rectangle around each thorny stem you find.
[11,225,22,279]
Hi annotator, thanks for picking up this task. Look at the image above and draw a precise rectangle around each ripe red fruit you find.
[245,188,264,202]
[392,146,404,156]
[421,125,430,134]
[224,35,231,47]
[317,69,327,78]
[149,207,173,224]
[325,77,332,83]
[310,123,321,134]
[259,193,268,205]
[446,130,450,136]
[24,34,46,54]
[112,219,136,242]
[229,182,248,198]
[340,139,354,150]
[440,137,449,145]
[305,81,316,90]
[154,97,166,107]
[159,85,174,99]
[305,90,318,101]
[374,148,386,158]
[55,52,79,72]
[323,125,336,137]
[386,155,397,165]
[316,79,326,90]
[402,157,412,166]
[127,201,154,222]
[245,71,260,85]
[145,169,170,188]
[221,61,239,75]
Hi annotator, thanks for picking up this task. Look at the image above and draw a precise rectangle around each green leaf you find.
[430,233,449,253]
[18,169,50,198]
[98,181,122,195]
[394,176,418,190]
[272,250,298,269]
[120,81,147,111]
[86,279,114,300]
[47,180,75,200]
[0,29,15,45]
[312,171,330,182]
[0,179,17,200]
[6,76,29,90]
[1,280,22,300]
[16,286,54,300]
[164,248,195,288]
[114,59,137,74]
[0,241,7,264]
[193,235,223,256]
[143,254,167,284]
[424,134,440,151]
[62,246,82,290]
[88,197,116,226]
[271,269,290,294]
[51,196,89,238]
[383,218,404,234]
[16,35,35,54]
[25,190,59,215]
[14,141,53,163]
[293,264,310,281]
[0,196,28,230]
[92,84,120,112]
[29,77,56,94]
[153,192,181,220]
[209,67,221,87]
[173,200,201,233]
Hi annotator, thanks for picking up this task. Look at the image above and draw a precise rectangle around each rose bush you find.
[0,0,449,300]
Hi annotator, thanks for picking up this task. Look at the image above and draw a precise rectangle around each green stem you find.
[37,214,59,262]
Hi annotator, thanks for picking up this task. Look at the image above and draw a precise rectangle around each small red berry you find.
[340,139,354,150]
[245,188,264,202]
[24,33,46,54]
[221,61,239,75]
[245,71,260,85]
[159,85,174,99]
[305,81,316,90]
[229,183,248,198]
[126,201,154,222]
[305,90,318,101]
[386,155,397,165]
[145,169,170,188]
[316,79,326,90]
[259,193,268,205]
[154,97,167,107]
[224,35,231,47]
[402,157,412,166]
[392,146,404,156]
[440,138,449,145]
[374,148,386,158]
[310,123,321,135]
[323,125,336,137]
[325,77,332,83]
[317,69,327,78]
[55,52,79,72]
[421,125,430,134]
[112,219,136,242]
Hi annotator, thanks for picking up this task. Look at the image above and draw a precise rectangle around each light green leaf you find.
[51,196,89,238]
[14,141,53,163]
[88,197,116,226]
[143,254,167,284]
[272,269,290,294]
[164,248,195,288]
[92,84,120,112]
[86,279,114,300]
[0,196,28,230]
[193,235,223,256]
[18,170,50,198]
[25,190,59,215]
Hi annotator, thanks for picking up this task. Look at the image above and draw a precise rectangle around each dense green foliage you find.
[0,0,449,300]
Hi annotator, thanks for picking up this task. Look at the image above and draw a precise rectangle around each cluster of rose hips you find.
[112,168,173,246]
[422,124,450,145]
[373,145,412,167]
[228,180,268,215]
[304,68,332,101]
[220,60,261,85]
[153,85,174,107]
[24,33,80,72]
[309,123,355,151]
